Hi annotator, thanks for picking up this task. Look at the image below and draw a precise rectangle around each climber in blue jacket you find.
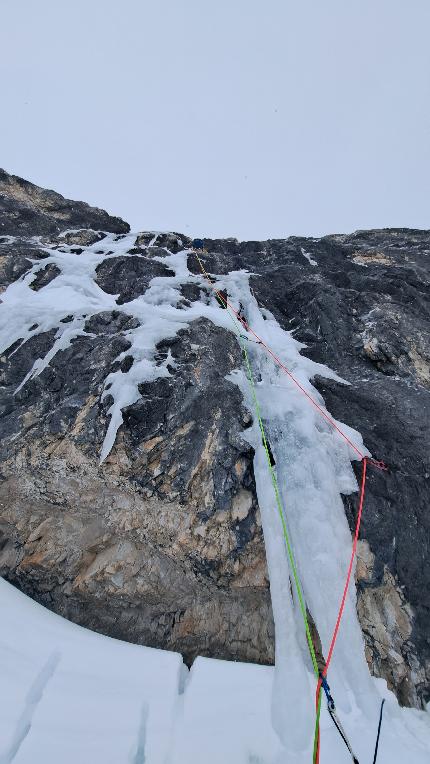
[192,238,206,251]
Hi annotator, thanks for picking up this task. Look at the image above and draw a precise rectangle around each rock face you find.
[187,233,430,708]
[0,170,429,708]
[0,317,272,665]
[0,168,129,236]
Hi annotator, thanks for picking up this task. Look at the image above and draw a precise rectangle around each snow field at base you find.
[0,579,283,764]
[1,578,430,764]
[0,578,181,764]
[1,232,430,762]
[169,656,282,764]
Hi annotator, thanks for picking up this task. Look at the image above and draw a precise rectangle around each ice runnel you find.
[217,269,379,754]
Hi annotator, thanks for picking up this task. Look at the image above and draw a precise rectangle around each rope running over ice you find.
[194,251,386,764]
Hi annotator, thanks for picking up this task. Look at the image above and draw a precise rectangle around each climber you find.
[192,238,206,251]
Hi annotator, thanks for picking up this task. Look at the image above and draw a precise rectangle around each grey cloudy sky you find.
[1,0,429,239]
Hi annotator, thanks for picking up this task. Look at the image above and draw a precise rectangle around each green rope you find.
[241,337,319,676]
[235,312,324,764]
[195,254,322,761]
[210,279,319,678]
[313,689,322,761]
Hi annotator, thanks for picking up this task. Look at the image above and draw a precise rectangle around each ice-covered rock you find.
[1,170,429,718]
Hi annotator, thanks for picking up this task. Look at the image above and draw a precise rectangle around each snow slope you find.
[1,578,429,764]
[0,578,181,764]
[0,578,282,764]
[1,232,430,762]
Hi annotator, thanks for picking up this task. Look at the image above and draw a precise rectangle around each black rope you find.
[372,699,385,764]
[320,673,359,762]
[328,706,359,763]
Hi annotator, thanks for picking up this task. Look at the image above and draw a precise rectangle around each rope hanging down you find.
[193,251,387,764]
[372,700,385,764]
[202,266,320,679]
[314,456,368,764]
[320,673,359,763]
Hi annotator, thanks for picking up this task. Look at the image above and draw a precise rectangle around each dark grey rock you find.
[29,263,61,291]
[0,238,49,289]
[62,230,107,247]
[0,169,129,235]
[0,314,272,667]
[95,255,175,304]
[135,232,192,252]
[84,310,140,335]
[0,173,429,708]
[187,229,430,706]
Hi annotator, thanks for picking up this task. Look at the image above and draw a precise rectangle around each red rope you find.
[315,456,368,763]
[206,282,386,470]
[195,255,387,761]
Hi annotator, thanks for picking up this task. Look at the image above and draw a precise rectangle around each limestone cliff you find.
[0,170,428,709]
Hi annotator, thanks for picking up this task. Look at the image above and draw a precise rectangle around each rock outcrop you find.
[0,168,129,236]
[0,170,428,708]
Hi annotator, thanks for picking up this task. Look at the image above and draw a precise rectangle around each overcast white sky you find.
[1,0,429,239]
